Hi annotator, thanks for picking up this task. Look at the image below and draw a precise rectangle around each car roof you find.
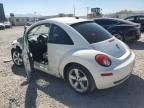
[46,17,89,25]
[93,17,138,25]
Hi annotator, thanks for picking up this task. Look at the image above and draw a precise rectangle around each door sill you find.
[34,61,48,73]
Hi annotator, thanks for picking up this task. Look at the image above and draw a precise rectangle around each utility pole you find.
[86,7,89,17]
[34,11,37,22]
[73,4,75,17]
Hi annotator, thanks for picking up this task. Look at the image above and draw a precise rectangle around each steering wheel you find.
[37,34,48,44]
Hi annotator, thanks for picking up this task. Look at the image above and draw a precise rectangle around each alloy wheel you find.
[68,68,89,93]
[12,50,23,66]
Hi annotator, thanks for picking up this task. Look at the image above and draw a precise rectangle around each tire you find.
[112,32,124,41]
[66,64,95,94]
[11,49,23,67]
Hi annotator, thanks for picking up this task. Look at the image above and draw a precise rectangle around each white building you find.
[10,14,38,26]
[12,17,36,26]
[10,13,74,26]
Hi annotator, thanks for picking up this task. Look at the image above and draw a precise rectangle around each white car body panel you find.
[11,17,135,90]
[48,44,75,76]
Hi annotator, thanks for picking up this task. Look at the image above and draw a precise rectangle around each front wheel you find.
[12,49,23,67]
[66,64,95,94]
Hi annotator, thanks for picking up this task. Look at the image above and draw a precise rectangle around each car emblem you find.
[116,44,120,50]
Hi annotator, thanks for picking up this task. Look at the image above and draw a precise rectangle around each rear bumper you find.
[94,52,135,89]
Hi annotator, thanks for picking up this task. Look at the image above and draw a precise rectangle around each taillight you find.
[95,54,112,67]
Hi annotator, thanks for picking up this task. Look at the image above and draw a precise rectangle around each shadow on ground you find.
[11,65,144,108]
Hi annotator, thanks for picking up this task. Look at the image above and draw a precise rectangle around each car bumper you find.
[94,52,135,89]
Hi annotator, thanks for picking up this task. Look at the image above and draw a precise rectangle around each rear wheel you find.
[66,64,95,94]
[12,49,23,67]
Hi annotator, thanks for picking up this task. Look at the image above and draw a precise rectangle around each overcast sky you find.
[1,0,144,16]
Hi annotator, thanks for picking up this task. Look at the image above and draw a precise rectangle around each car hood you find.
[91,37,127,58]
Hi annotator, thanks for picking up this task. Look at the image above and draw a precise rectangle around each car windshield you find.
[71,21,112,44]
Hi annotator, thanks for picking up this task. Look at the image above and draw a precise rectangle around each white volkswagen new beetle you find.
[11,17,135,94]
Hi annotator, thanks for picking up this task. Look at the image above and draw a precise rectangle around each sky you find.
[1,0,144,16]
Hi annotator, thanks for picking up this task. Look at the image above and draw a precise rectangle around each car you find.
[94,18,141,41]
[0,22,5,30]
[11,17,135,94]
[124,15,144,32]
[4,21,12,28]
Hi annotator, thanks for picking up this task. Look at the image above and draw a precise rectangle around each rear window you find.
[71,22,112,44]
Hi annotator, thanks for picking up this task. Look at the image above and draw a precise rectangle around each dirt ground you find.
[0,27,144,108]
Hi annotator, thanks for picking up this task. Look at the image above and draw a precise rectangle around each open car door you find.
[22,27,33,80]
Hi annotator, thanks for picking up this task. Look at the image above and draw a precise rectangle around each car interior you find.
[28,25,49,65]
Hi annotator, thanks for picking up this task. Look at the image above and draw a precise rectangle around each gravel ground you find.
[0,27,144,108]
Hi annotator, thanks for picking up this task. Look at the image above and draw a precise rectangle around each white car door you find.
[48,24,74,77]
[23,23,51,78]
[22,29,34,79]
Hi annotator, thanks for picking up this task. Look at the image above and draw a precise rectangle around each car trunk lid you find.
[91,37,126,58]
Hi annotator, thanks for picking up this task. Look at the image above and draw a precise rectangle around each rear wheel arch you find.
[63,62,94,80]
[63,62,79,80]
[63,62,96,93]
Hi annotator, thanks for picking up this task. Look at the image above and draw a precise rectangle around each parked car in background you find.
[4,21,12,28]
[94,18,141,41]
[11,17,135,94]
[124,15,144,32]
[0,23,5,30]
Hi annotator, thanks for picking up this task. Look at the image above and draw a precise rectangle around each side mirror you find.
[24,25,27,34]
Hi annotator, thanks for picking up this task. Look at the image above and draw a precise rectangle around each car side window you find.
[48,24,73,45]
